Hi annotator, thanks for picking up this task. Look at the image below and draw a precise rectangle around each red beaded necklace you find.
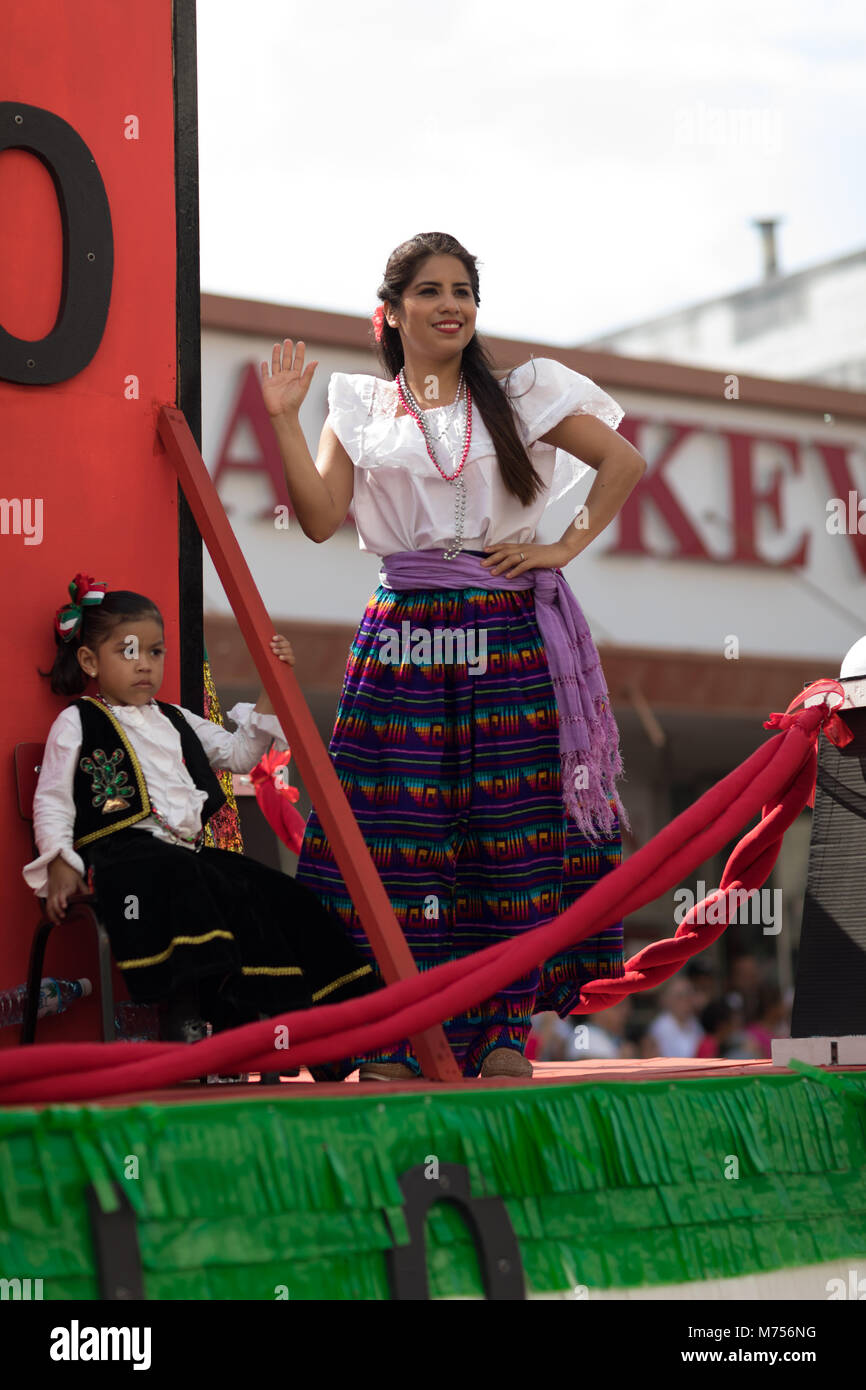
[396,372,473,481]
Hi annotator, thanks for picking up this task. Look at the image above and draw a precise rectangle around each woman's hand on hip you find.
[480,541,570,577]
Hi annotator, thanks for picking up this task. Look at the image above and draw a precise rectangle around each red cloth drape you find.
[0,686,844,1103]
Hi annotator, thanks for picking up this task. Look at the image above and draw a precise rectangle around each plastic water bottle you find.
[0,977,92,1028]
[40,977,92,1017]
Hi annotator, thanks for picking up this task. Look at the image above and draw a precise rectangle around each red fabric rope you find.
[0,686,841,1103]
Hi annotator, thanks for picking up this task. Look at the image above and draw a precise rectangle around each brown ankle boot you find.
[358,1062,420,1082]
[480,1047,533,1078]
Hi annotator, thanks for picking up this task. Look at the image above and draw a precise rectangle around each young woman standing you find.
[260,231,646,1081]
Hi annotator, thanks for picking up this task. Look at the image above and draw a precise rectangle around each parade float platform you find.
[5,0,866,1314]
[3,1057,866,1301]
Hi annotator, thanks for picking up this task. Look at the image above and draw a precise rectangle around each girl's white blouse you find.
[22,701,288,897]
[327,356,625,556]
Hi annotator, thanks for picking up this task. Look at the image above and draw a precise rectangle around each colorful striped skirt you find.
[294,568,625,1079]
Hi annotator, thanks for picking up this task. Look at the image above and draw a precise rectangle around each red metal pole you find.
[157,405,461,1082]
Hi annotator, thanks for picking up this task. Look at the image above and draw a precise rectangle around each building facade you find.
[200,291,866,1003]
[584,230,866,391]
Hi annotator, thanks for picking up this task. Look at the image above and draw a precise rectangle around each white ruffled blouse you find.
[22,700,288,897]
[327,356,625,556]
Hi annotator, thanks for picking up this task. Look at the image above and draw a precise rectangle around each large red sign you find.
[609,418,865,573]
[0,0,196,1043]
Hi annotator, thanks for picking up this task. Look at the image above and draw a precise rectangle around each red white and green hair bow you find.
[54,573,107,643]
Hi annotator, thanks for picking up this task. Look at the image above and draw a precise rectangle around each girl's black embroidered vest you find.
[72,697,226,851]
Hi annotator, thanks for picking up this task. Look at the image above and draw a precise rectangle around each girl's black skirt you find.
[82,828,379,1027]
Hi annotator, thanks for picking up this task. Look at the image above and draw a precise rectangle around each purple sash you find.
[378,549,630,842]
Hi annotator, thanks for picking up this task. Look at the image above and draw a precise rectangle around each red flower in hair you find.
[371,305,385,342]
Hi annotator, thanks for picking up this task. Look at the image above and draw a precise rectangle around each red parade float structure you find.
[3,0,866,1303]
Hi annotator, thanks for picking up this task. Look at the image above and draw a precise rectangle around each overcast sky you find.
[196,0,866,346]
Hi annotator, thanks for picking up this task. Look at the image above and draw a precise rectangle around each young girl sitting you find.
[22,572,377,1043]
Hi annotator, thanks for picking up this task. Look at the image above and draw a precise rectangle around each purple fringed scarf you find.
[378,549,630,843]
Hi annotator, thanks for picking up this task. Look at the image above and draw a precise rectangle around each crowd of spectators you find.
[526,951,792,1063]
